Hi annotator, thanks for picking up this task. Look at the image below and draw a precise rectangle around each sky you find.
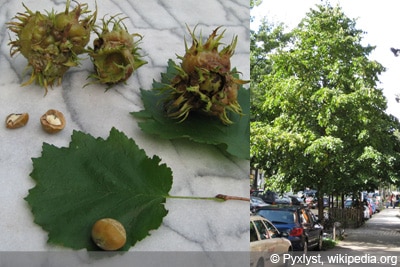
[251,0,400,119]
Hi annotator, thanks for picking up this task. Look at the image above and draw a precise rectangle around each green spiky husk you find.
[87,16,147,86]
[160,26,248,125]
[7,0,97,93]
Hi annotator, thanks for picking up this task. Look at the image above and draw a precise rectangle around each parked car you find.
[322,196,330,207]
[250,215,292,267]
[301,190,316,208]
[363,205,370,220]
[251,190,265,198]
[275,195,292,205]
[251,196,269,212]
[312,196,329,208]
[365,198,377,213]
[304,197,316,208]
[256,205,323,252]
[288,195,304,205]
[303,189,317,197]
[251,190,291,205]
[344,199,353,208]
[367,204,373,216]
[371,197,382,212]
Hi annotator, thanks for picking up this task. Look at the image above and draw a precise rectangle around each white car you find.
[250,215,292,267]
[363,205,371,219]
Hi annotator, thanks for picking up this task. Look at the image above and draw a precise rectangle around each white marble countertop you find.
[0,0,250,255]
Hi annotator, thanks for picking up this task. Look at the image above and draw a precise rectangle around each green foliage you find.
[26,128,173,251]
[250,20,292,122]
[322,238,337,250]
[132,59,250,159]
[250,0,262,9]
[251,3,400,195]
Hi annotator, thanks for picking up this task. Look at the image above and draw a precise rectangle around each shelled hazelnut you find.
[40,109,66,133]
[5,113,29,129]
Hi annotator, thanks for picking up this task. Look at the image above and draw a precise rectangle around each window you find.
[257,210,295,224]
[263,219,279,238]
[253,220,269,240]
[300,209,310,224]
[308,210,318,224]
[250,222,258,242]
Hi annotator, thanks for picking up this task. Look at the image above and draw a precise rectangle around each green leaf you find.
[131,59,250,160]
[25,128,173,251]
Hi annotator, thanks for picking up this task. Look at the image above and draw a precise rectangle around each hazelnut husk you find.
[5,113,29,129]
[91,218,127,251]
[40,109,66,133]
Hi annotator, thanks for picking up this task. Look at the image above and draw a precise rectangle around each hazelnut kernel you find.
[91,218,127,251]
[46,114,62,126]
[5,113,29,129]
[40,109,66,133]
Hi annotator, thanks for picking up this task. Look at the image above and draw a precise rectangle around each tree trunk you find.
[318,196,324,220]
[252,169,258,191]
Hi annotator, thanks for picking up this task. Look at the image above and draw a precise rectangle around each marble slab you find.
[0,0,250,255]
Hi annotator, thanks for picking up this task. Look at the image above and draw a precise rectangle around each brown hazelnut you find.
[91,218,127,251]
[5,113,29,129]
[40,109,66,133]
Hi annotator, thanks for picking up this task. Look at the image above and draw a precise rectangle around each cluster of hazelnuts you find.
[5,109,66,133]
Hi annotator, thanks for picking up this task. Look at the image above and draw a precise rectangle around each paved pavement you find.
[338,207,400,250]
[289,208,400,266]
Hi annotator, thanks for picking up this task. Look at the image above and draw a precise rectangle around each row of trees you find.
[250,1,400,215]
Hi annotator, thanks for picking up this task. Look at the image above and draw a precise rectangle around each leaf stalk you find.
[166,194,250,202]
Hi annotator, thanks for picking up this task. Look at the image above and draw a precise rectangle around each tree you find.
[250,8,292,189]
[250,4,400,217]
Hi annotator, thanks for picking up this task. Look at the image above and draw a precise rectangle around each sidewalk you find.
[337,207,400,251]
[291,208,400,266]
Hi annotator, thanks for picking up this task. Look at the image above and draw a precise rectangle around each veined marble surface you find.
[0,0,250,254]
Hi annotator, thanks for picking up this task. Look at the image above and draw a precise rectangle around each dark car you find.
[250,196,269,212]
[251,190,291,205]
[256,205,323,252]
[314,196,330,208]
[323,196,330,207]
[288,195,304,205]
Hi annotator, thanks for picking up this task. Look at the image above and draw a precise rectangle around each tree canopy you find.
[250,4,400,198]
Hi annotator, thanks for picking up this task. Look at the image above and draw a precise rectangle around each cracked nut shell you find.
[91,218,126,251]
[40,109,66,133]
[6,113,29,129]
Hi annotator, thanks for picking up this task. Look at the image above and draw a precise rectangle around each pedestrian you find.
[391,194,397,209]
[386,195,390,209]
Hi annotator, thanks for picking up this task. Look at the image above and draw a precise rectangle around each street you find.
[289,208,400,266]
